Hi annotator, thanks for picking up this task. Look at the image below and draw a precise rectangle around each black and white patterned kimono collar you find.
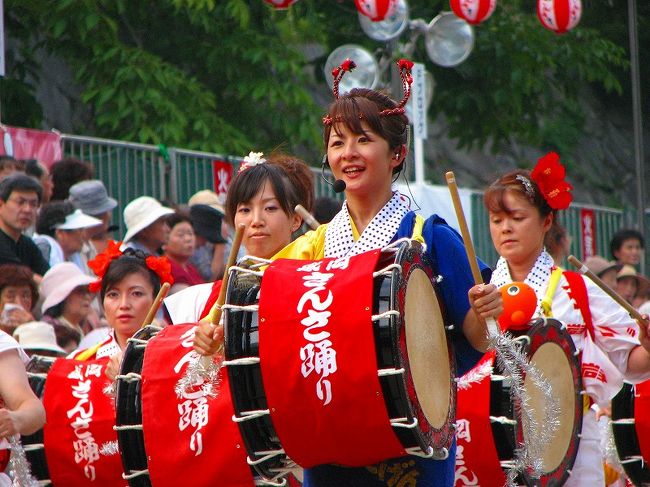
[490,249,554,315]
[324,192,408,258]
[96,332,121,359]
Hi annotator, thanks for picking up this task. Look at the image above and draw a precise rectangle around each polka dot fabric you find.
[324,192,409,258]
[491,250,554,317]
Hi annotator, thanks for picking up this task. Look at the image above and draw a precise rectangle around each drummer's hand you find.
[0,408,19,439]
[596,405,612,420]
[468,284,503,321]
[193,321,224,356]
[105,352,123,382]
[637,313,650,352]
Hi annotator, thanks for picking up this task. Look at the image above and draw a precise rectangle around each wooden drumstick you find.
[568,255,649,324]
[445,171,499,336]
[203,224,245,355]
[140,282,170,328]
[295,204,320,231]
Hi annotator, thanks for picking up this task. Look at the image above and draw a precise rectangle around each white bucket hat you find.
[13,321,66,355]
[122,196,174,244]
[40,262,97,313]
[54,209,103,230]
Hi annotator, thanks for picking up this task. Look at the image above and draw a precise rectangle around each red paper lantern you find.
[450,0,497,25]
[354,0,398,22]
[537,0,582,34]
[263,0,299,9]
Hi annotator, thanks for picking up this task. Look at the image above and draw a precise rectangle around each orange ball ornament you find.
[498,282,537,331]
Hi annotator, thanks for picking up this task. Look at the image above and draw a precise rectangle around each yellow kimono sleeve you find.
[272,224,328,261]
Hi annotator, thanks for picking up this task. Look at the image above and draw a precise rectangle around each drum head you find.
[396,242,455,454]
[520,318,582,484]
[405,268,450,429]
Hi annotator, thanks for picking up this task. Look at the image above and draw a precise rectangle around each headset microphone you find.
[332,179,346,193]
[321,155,347,194]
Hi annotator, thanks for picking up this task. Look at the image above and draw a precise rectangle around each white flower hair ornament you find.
[238,151,267,174]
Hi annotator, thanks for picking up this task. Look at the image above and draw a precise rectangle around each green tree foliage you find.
[3,0,324,155]
[1,0,641,160]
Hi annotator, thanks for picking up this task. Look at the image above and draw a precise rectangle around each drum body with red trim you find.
[22,355,125,486]
[455,318,582,486]
[21,355,55,481]
[224,241,455,481]
[611,380,650,486]
[115,324,274,487]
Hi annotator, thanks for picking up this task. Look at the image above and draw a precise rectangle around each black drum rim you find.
[115,325,160,487]
[22,354,56,482]
[612,382,650,485]
[392,242,456,455]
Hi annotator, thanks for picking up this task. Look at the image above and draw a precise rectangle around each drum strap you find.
[541,267,595,341]
[412,214,425,245]
[74,342,101,361]
[562,270,595,340]
[546,269,596,412]
[541,267,564,318]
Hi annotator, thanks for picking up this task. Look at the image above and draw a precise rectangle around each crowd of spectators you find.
[0,155,240,355]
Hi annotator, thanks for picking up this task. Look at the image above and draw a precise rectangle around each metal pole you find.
[628,0,646,273]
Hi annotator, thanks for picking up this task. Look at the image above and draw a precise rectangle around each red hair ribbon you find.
[530,152,573,210]
[87,240,174,292]
[145,255,174,287]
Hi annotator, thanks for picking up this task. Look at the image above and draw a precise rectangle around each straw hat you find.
[188,190,225,214]
[40,262,97,313]
[584,255,622,278]
[616,265,650,297]
[13,321,66,355]
[122,196,174,244]
[68,180,118,216]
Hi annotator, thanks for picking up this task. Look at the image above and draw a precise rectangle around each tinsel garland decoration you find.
[7,436,38,487]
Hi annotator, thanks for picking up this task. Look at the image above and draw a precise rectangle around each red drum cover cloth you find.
[455,352,506,486]
[42,357,125,486]
[0,448,8,472]
[141,324,254,487]
[259,251,405,468]
[0,400,7,472]
[635,380,650,467]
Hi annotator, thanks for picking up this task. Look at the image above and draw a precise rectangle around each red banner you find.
[258,251,405,468]
[580,208,596,259]
[42,358,125,486]
[454,352,506,486]
[141,323,254,487]
[0,126,62,167]
[634,380,650,469]
[212,159,232,205]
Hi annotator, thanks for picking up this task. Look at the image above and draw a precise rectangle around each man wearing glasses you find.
[0,174,49,281]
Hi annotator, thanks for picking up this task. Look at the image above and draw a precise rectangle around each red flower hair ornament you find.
[529,152,573,210]
[87,240,174,293]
